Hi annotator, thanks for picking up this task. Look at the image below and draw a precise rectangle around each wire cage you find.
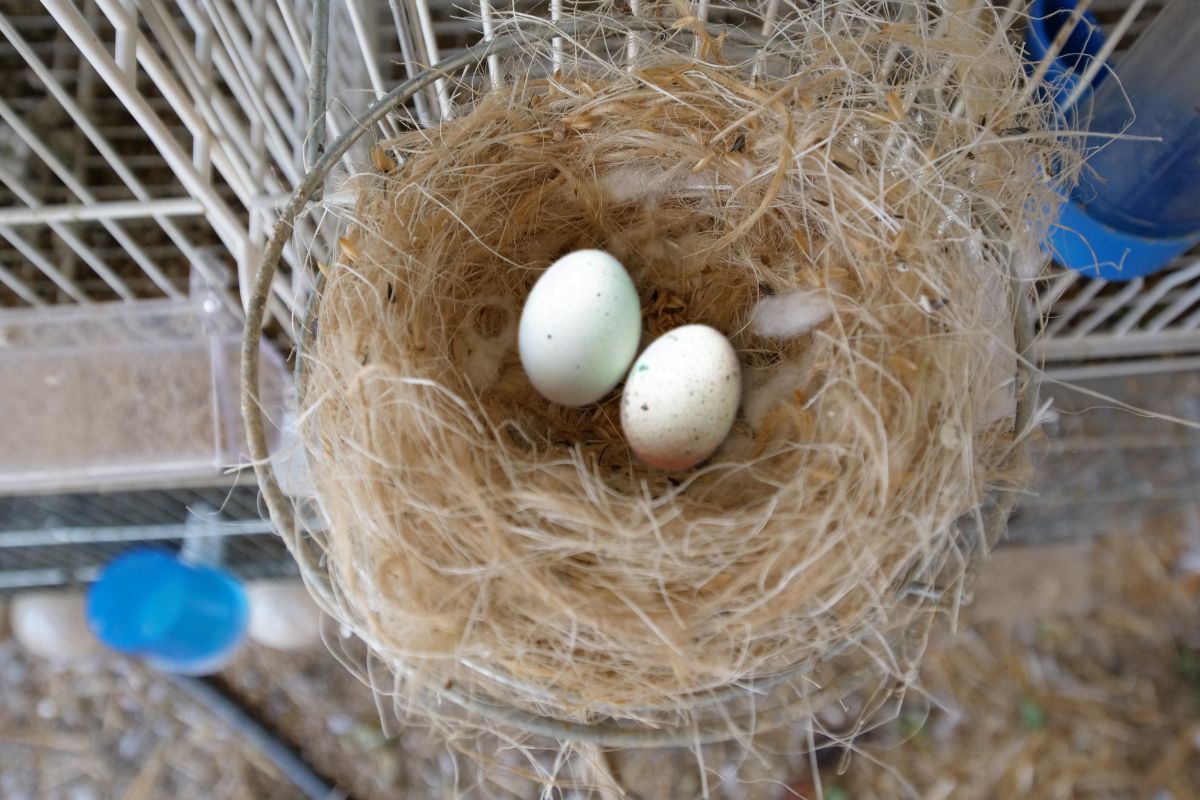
[1,0,380,313]
[1,1,1196,600]
[0,0,355,582]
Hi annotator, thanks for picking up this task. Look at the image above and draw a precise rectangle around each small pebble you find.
[327,713,355,735]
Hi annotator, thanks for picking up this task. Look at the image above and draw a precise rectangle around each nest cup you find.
[243,4,1070,744]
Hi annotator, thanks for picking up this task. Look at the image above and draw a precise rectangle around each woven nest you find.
[275,3,1073,737]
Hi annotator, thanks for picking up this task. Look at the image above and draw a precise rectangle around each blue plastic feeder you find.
[1026,0,1109,112]
[86,549,249,674]
[1028,0,1200,282]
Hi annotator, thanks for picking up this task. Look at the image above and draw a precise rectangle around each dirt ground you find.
[3,505,1198,800]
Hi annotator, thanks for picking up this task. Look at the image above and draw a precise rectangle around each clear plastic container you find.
[0,285,287,493]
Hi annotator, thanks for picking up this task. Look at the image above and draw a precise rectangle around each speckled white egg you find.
[621,325,741,471]
[519,250,641,407]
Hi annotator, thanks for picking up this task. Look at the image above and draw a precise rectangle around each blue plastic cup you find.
[86,549,249,674]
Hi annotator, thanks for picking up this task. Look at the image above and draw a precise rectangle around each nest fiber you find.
[297,3,1068,732]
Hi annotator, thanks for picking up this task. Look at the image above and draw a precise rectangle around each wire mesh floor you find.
[0,485,293,593]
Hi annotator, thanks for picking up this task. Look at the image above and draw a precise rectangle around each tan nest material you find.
[296,5,1071,732]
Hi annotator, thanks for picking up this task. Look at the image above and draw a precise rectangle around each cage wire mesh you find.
[0,0,397,321]
[0,0,363,581]
[1,1,1197,593]
[1008,369,1200,543]
[0,485,293,593]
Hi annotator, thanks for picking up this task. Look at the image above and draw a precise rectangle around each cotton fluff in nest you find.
[298,3,1072,731]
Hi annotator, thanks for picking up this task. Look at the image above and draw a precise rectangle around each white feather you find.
[750,291,834,338]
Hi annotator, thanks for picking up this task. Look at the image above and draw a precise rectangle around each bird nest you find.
[244,2,1073,744]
